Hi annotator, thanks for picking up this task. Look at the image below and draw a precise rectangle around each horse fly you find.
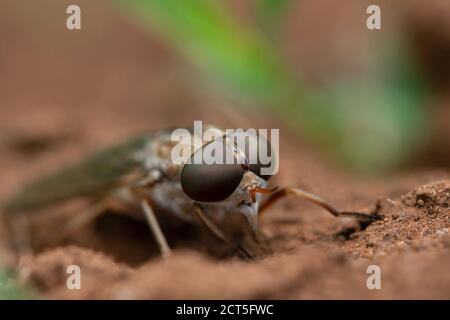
[2,125,379,260]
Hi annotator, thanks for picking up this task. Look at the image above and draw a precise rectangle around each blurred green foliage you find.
[117,0,429,173]
[255,0,293,38]
[120,0,291,104]
[0,267,33,299]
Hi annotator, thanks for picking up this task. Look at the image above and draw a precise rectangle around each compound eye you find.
[180,139,245,202]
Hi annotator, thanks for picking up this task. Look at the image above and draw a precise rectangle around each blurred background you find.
[0,0,449,181]
[0,0,449,299]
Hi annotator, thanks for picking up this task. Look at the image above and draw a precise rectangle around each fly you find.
[2,125,379,260]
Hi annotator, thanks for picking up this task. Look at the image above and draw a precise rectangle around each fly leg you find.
[6,213,35,281]
[9,213,33,270]
[56,201,107,240]
[37,194,172,259]
[8,202,108,279]
[259,187,380,222]
[32,199,113,247]
[140,199,172,259]
[131,180,172,259]
[193,204,255,260]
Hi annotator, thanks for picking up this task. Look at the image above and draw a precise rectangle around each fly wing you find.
[4,134,155,214]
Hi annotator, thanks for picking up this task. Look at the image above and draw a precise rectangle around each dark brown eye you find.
[180,139,245,202]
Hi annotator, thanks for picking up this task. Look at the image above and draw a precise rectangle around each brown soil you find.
[0,0,449,299]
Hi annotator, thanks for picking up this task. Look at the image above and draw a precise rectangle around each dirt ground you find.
[0,0,449,299]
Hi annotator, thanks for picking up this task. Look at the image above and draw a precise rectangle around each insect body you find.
[3,125,378,259]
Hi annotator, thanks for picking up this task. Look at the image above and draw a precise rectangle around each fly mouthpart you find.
[255,186,279,194]
[248,186,279,202]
